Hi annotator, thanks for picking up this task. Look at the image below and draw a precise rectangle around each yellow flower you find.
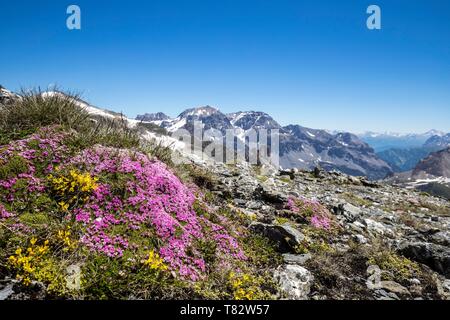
[8,238,50,286]
[143,250,168,271]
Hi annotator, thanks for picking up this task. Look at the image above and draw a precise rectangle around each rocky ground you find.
[186,156,450,300]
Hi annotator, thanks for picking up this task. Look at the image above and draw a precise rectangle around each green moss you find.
[19,212,52,226]
[81,254,189,299]
[367,250,420,282]
[0,155,29,180]
[341,192,372,207]
[241,234,282,268]
[279,176,291,183]
[256,175,269,183]
[274,217,290,225]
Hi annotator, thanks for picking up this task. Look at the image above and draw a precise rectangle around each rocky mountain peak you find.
[178,105,220,118]
[424,134,450,149]
[227,111,282,130]
[413,147,450,179]
[136,112,170,122]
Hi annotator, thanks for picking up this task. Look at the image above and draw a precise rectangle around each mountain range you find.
[136,107,392,180]
[3,85,449,185]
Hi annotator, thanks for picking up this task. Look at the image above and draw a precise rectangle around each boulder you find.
[0,282,14,300]
[332,203,361,222]
[282,253,312,265]
[398,241,450,277]
[260,185,288,204]
[249,222,305,253]
[364,218,390,235]
[274,265,314,300]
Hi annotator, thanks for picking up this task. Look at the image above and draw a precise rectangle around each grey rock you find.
[354,234,368,244]
[430,231,450,246]
[333,203,361,222]
[398,241,450,277]
[373,289,400,300]
[233,199,247,207]
[274,265,314,300]
[0,283,14,300]
[260,185,288,204]
[364,218,390,235]
[379,281,410,296]
[247,201,263,210]
[249,222,305,253]
[282,253,312,265]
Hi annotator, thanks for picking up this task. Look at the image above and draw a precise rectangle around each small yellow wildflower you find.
[56,227,77,251]
[8,238,50,286]
[143,250,168,271]
[49,169,98,210]
[228,272,265,300]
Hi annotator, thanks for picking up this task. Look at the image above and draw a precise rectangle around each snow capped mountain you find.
[3,85,433,181]
[359,130,445,139]
[424,133,450,149]
[41,91,119,120]
[138,106,234,134]
[227,111,281,130]
[179,105,220,118]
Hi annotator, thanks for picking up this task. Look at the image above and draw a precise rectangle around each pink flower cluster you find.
[66,146,245,280]
[286,196,332,230]
[0,127,68,202]
[0,203,13,220]
[1,127,246,281]
[310,215,331,230]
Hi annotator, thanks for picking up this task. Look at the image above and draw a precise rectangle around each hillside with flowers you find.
[0,91,281,299]
[1,88,450,300]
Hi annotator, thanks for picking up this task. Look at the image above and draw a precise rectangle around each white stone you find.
[274,265,314,300]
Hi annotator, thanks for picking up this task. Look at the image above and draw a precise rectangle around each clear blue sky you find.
[1,0,449,133]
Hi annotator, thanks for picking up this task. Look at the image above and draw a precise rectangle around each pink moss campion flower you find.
[286,197,300,213]
[0,204,13,220]
[1,127,246,282]
[311,214,331,230]
[286,196,333,230]
[65,145,245,280]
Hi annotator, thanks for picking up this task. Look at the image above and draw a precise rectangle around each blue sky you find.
[1,0,449,133]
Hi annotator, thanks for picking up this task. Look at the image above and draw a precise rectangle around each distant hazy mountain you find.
[358,130,445,152]
[377,147,441,172]
[359,131,449,174]
[137,107,392,180]
[424,133,450,149]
